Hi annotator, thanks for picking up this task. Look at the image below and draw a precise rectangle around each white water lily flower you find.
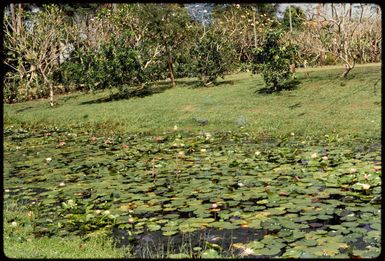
[103,210,110,215]
[255,151,261,156]
[241,248,254,256]
[11,221,17,227]
[200,148,206,152]
[322,156,328,160]
[59,182,65,187]
[362,184,370,190]
[311,153,318,159]
[291,132,295,136]
[174,125,178,130]
[205,132,212,138]
[46,157,52,163]
[64,199,76,208]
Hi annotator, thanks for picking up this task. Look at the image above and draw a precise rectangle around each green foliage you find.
[282,6,306,30]
[190,30,233,86]
[254,3,278,19]
[3,72,26,103]
[252,30,298,91]
[59,32,149,97]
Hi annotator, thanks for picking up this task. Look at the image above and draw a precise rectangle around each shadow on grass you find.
[15,106,34,113]
[79,82,172,105]
[176,79,235,89]
[256,79,301,94]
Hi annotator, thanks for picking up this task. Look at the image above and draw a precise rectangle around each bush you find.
[252,30,298,92]
[59,32,149,98]
[190,31,233,86]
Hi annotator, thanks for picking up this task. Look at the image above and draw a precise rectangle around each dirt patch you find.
[180,104,196,112]
[248,107,262,113]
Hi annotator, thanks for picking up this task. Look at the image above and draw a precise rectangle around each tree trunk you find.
[341,67,351,78]
[112,3,118,12]
[252,8,257,47]
[15,4,23,35]
[39,67,54,106]
[319,51,325,66]
[341,62,354,78]
[166,45,176,88]
[49,84,54,107]
[10,4,15,25]
[289,5,293,33]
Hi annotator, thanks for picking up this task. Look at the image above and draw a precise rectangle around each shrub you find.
[190,31,233,86]
[59,32,149,98]
[252,30,298,92]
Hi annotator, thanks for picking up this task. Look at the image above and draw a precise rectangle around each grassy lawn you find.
[4,63,381,138]
[3,64,382,258]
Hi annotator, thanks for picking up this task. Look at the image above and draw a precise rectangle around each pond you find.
[3,127,381,258]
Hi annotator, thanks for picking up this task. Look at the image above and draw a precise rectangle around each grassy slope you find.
[4,63,381,138]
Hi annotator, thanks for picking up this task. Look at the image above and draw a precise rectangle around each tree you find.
[282,6,306,31]
[301,4,380,77]
[252,29,298,92]
[4,4,71,105]
[190,29,232,86]
[211,3,280,69]
[142,4,192,87]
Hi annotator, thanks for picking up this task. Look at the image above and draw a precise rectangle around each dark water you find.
[112,226,269,257]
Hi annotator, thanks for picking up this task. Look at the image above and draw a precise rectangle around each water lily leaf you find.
[341,221,359,228]
[162,230,178,236]
[294,239,318,247]
[147,223,161,232]
[352,248,381,258]
[247,219,262,229]
[247,240,264,249]
[201,249,221,258]
[282,248,303,258]
[257,246,282,256]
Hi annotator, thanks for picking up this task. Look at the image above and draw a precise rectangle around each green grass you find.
[4,63,381,138]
